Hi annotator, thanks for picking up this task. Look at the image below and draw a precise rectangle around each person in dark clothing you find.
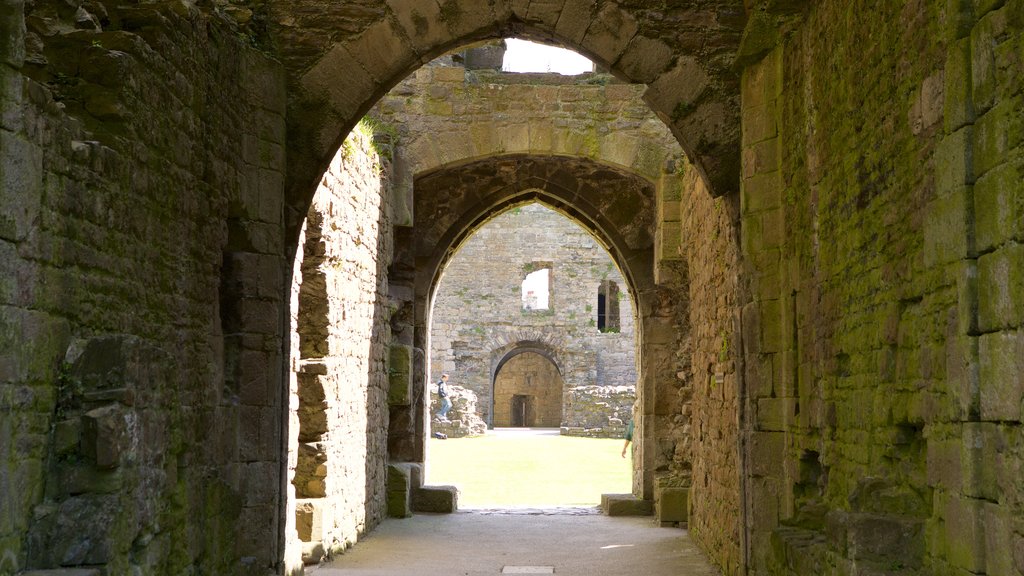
[437,373,452,421]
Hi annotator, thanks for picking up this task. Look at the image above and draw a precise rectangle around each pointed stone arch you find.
[271,1,746,246]
[389,154,687,501]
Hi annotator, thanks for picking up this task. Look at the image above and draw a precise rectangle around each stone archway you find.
[398,155,690,506]
[271,2,746,248]
[493,350,564,428]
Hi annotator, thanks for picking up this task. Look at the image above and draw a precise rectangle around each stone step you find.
[600,493,653,516]
[412,485,459,513]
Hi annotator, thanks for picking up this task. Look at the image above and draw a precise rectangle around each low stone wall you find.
[429,384,488,438]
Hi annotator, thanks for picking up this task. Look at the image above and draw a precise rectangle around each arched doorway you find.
[493,351,564,428]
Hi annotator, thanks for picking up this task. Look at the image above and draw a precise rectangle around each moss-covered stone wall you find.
[739,1,1024,574]
[1,2,288,573]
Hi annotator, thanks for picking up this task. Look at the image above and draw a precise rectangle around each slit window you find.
[597,280,620,332]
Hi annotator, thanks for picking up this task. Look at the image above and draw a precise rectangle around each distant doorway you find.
[510,394,533,427]
[493,352,562,428]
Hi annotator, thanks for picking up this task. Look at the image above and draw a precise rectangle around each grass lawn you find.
[426,430,632,507]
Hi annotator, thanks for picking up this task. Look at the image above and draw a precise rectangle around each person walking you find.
[437,373,452,421]
[621,417,634,458]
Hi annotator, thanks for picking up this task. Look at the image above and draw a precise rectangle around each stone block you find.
[0,65,23,133]
[294,499,329,542]
[27,494,120,567]
[760,208,784,249]
[927,433,963,490]
[955,260,980,337]
[412,485,458,513]
[935,127,975,196]
[528,121,553,154]
[961,422,1002,500]
[257,168,284,224]
[749,431,784,478]
[52,418,81,456]
[743,137,779,179]
[301,541,326,566]
[387,463,412,518]
[910,71,945,136]
[756,397,794,431]
[749,477,780,531]
[58,463,123,497]
[655,220,681,262]
[945,38,975,132]
[970,7,1007,115]
[973,97,1024,179]
[760,298,784,353]
[436,0,505,45]
[345,17,418,85]
[433,66,465,84]
[977,244,1024,331]
[600,132,639,169]
[300,44,377,153]
[601,493,653,516]
[654,486,688,523]
[846,513,924,567]
[496,122,530,156]
[983,503,1014,576]
[978,330,1024,422]
[944,494,986,572]
[555,0,598,45]
[644,56,710,129]
[975,159,1024,252]
[0,0,25,68]
[742,172,782,215]
[923,186,973,266]
[80,405,125,469]
[0,130,42,242]
[615,34,672,84]
[579,2,638,67]
[387,346,413,406]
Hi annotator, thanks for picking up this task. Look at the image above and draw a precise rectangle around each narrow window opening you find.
[522,267,550,310]
[597,280,620,333]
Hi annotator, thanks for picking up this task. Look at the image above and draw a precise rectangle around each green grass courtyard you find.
[426,429,632,507]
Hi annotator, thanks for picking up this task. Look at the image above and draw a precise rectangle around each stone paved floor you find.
[312,508,720,576]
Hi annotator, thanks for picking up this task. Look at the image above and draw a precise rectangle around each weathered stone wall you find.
[287,123,392,561]
[1,2,288,573]
[739,2,1024,575]
[430,203,636,437]
[681,170,743,574]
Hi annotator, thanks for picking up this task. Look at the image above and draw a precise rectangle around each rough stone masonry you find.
[2,1,1024,576]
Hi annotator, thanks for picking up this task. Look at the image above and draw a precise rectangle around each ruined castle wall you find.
[288,124,392,558]
[681,170,743,574]
[430,204,636,436]
[0,4,288,573]
[740,2,1024,575]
